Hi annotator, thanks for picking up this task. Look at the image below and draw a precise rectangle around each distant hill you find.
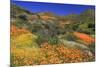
[11,4,95,35]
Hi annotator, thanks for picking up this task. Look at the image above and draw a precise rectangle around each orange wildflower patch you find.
[73,32,95,45]
[11,25,30,37]
[11,43,94,66]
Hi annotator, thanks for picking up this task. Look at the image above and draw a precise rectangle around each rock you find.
[60,39,89,50]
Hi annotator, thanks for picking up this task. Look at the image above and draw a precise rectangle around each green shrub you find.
[48,37,60,45]
[36,34,60,45]
[36,34,47,45]
[63,32,76,41]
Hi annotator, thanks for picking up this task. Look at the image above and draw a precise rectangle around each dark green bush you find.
[36,33,60,45]
[63,32,76,41]
[48,37,60,45]
[36,34,47,45]
[18,14,27,21]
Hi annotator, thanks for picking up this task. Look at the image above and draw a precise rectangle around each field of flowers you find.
[11,26,95,66]
[11,44,95,66]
